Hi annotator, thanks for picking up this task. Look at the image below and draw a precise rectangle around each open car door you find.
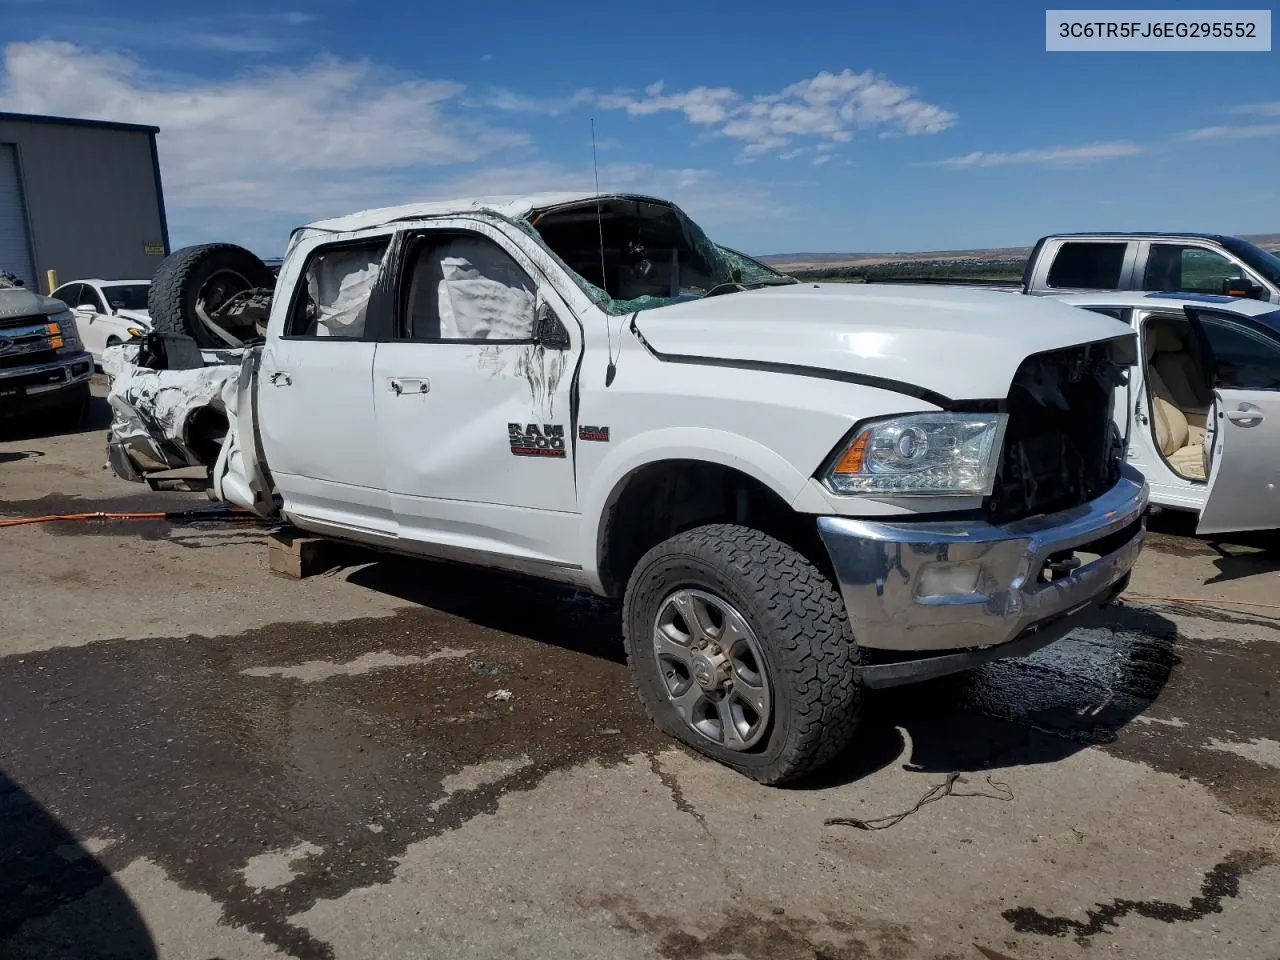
[1186,307,1280,534]
[212,346,278,517]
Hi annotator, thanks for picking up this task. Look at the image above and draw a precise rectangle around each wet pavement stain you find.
[1002,849,1276,944]
[591,898,914,960]
[1,547,1276,958]
[0,563,663,959]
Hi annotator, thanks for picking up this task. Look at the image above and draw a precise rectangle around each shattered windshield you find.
[525,197,795,315]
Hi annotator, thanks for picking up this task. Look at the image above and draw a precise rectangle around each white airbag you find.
[436,238,535,340]
[310,248,384,337]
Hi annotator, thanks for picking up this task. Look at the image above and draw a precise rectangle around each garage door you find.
[0,143,36,289]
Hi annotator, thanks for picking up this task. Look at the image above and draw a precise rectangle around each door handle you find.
[1134,396,1148,425]
[1226,404,1263,427]
[267,371,292,387]
[388,377,429,396]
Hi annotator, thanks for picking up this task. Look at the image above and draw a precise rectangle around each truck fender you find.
[577,426,821,583]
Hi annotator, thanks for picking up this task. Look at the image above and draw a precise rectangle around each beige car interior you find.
[1144,316,1211,480]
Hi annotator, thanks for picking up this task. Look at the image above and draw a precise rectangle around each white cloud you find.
[473,87,595,116]
[0,41,528,221]
[1182,123,1280,141]
[922,141,1143,169]
[595,69,955,159]
[0,41,779,253]
[67,12,316,55]
[1229,101,1280,117]
[598,81,740,125]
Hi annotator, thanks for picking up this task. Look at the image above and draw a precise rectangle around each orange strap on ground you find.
[0,510,262,528]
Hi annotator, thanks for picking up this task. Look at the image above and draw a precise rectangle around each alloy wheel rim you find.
[652,588,772,750]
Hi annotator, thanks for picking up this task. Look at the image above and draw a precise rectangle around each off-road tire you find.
[623,523,862,784]
[148,243,275,349]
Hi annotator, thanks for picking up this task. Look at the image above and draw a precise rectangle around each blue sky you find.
[1,0,1276,256]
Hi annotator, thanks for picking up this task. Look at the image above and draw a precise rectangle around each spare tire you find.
[148,243,275,349]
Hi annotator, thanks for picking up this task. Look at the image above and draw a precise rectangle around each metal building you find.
[0,111,169,292]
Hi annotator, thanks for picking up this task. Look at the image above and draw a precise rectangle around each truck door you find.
[1186,307,1280,534]
[255,232,397,540]
[371,221,583,568]
[213,346,274,516]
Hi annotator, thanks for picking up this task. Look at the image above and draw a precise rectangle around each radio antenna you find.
[591,118,607,295]
[592,118,619,387]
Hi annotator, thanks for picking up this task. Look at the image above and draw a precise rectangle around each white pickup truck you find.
[105,192,1147,783]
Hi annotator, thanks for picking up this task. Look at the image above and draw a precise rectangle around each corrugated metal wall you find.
[0,117,167,291]
[0,143,36,288]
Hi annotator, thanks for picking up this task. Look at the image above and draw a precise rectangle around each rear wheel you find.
[623,523,862,784]
[148,244,274,348]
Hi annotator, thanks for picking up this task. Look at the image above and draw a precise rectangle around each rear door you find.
[256,231,397,540]
[371,220,583,568]
[1187,307,1280,533]
[213,347,275,516]
[1031,239,1137,294]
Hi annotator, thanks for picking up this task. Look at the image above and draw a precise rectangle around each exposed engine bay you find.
[985,338,1133,523]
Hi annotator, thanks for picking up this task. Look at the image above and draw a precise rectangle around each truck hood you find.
[631,284,1133,402]
[0,287,67,322]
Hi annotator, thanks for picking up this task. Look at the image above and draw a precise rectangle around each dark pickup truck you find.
[0,273,94,426]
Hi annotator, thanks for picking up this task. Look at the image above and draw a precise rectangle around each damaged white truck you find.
[105,193,1148,783]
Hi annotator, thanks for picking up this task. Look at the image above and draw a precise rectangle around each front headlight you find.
[48,309,80,348]
[823,412,1008,497]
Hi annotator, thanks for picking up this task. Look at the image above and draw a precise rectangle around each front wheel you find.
[623,523,862,784]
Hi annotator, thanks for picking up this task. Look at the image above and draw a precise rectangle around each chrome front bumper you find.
[817,464,1147,664]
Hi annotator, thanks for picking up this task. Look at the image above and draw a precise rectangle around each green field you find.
[784,248,1280,286]
[787,258,1027,283]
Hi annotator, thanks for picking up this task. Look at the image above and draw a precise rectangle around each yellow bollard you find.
[46,269,58,295]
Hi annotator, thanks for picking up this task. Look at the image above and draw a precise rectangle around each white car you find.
[1056,292,1280,533]
[51,279,152,365]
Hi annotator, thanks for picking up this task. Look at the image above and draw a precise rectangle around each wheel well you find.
[597,460,833,597]
[184,406,229,466]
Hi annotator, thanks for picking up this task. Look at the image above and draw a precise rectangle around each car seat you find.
[1145,321,1210,479]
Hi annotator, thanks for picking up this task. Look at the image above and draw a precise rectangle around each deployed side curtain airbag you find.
[436,238,536,340]
[310,247,385,337]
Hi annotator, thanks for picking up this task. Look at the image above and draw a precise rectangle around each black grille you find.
[985,342,1123,524]
[0,348,55,370]
[0,314,45,330]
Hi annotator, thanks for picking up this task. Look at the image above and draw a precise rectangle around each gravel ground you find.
[1,380,1276,960]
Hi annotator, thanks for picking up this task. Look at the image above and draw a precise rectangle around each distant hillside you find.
[762,234,1280,274]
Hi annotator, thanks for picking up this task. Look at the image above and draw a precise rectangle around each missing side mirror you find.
[535,303,571,350]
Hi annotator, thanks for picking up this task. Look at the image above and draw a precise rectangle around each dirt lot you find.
[1,379,1277,960]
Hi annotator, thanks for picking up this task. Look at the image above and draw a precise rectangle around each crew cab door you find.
[255,231,397,539]
[370,221,583,568]
[213,346,275,516]
[1187,307,1280,533]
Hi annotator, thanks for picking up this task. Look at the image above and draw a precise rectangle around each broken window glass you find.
[522,198,795,315]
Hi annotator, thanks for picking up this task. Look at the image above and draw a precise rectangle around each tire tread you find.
[622,523,861,784]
